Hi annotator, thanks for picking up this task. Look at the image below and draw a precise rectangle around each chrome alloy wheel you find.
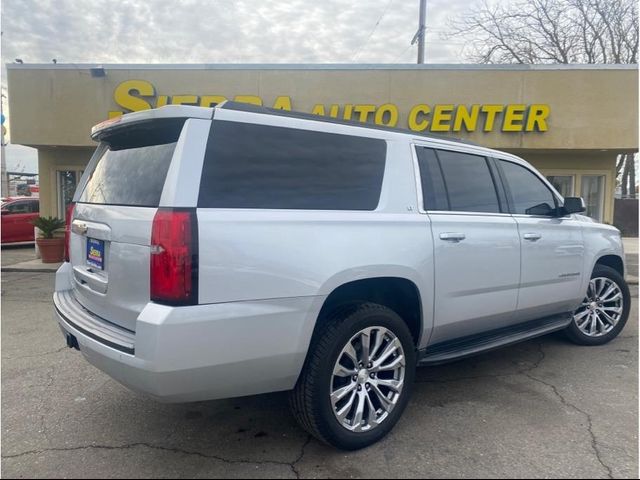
[573,277,624,337]
[330,326,406,433]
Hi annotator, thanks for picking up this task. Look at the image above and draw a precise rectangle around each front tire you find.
[565,264,630,346]
[290,303,416,450]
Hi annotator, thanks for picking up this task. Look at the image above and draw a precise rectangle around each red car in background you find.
[1,197,40,243]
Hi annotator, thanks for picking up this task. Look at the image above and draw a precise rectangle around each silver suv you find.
[54,102,630,450]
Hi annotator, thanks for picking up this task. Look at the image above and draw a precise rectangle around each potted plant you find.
[32,216,66,263]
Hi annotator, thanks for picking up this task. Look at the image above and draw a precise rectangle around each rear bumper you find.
[54,265,323,403]
[54,289,135,354]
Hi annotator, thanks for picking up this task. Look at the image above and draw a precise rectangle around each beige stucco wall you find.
[6,64,639,150]
[5,64,637,223]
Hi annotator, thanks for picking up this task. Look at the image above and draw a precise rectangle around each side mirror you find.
[562,197,586,215]
[1,210,9,216]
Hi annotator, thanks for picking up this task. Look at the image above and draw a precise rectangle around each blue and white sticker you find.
[86,238,105,270]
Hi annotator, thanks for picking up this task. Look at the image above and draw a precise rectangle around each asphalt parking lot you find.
[1,268,638,478]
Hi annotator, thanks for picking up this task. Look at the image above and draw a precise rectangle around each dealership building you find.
[6,63,638,223]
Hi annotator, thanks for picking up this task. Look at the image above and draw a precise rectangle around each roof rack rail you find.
[217,101,477,146]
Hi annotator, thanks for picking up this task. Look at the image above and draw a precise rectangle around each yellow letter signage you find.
[109,80,550,133]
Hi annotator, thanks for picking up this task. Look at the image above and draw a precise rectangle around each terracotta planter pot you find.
[36,237,65,263]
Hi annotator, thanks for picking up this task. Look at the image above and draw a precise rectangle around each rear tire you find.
[564,264,630,346]
[290,303,416,450]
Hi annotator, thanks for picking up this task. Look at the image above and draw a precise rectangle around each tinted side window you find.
[198,121,387,210]
[5,202,30,213]
[499,160,557,215]
[416,147,448,210]
[437,150,501,213]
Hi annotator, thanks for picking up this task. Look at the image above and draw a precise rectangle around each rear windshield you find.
[78,119,185,207]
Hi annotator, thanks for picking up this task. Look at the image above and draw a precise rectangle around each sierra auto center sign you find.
[109,79,550,133]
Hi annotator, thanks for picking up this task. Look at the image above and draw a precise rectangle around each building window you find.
[546,175,575,197]
[56,170,83,220]
[581,175,605,222]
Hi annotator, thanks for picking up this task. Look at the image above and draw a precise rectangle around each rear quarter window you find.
[198,121,387,210]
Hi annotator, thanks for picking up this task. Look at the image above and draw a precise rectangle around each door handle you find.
[523,233,542,241]
[440,232,466,242]
[72,221,88,236]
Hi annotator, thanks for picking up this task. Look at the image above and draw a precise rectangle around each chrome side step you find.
[418,313,572,366]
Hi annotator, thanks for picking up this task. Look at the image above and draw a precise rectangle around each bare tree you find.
[450,1,638,200]
[616,154,626,177]
[449,0,638,64]
[618,153,638,199]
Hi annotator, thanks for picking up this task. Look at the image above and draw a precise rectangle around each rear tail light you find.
[150,208,198,305]
[64,203,75,262]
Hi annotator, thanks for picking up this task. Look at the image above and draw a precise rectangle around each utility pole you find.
[417,0,426,63]
[411,0,427,64]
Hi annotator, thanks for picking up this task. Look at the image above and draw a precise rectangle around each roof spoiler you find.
[90,105,214,140]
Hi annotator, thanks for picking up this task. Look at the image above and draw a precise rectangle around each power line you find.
[394,43,417,62]
[352,0,394,61]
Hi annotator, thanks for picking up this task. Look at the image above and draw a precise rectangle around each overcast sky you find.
[0,0,481,172]
[2,0,472,66]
